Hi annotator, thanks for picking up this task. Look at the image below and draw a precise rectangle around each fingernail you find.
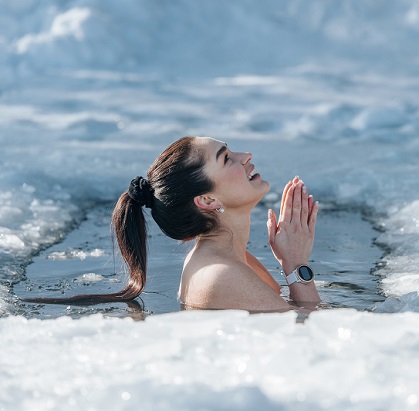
[302,185,307,193]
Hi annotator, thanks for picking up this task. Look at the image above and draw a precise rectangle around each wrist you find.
[281,261,309,276]
[282,264,314,285]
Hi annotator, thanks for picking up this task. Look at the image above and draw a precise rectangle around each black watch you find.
[284,265,314,285]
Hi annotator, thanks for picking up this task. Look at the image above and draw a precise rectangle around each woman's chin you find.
[260,178,271,192]
[256,181,271,202]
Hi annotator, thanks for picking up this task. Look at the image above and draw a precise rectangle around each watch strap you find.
[284,270,299,286]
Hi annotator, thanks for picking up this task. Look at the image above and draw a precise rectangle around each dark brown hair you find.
[24,136,218,305]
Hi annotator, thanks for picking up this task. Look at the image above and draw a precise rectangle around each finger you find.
[267,208,277,245]
[301,184,309,227]
[280,184,294,223]
[308,201,319,233]
[308,195,313,224]
[279,180,292,218]
[291,181,303,223]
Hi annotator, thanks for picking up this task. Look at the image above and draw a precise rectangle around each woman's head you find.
[144,136,270,240]
[146,136,219,240]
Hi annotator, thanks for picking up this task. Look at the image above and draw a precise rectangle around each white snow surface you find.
[2,310,419,411]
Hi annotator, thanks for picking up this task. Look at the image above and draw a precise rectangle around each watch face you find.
[298,265,314,282]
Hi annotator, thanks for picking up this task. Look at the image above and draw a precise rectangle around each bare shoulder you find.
[179,248,290,312]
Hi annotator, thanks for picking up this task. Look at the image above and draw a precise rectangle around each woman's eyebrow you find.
[216,144,228,162]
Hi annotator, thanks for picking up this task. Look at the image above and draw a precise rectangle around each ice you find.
[75,273,104,284]
[1,310,419,410]
[0,285,12,316]
[0,230,25,252]
[372,200,419,307]
[382,272,419,295]
[373,292,419,313]
[47,248,106,261]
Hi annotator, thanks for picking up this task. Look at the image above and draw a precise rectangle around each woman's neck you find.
[197,211,251,262]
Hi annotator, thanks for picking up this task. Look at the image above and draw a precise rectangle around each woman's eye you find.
[224,154,230,164]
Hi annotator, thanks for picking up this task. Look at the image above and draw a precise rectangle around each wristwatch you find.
[283,265,314,285]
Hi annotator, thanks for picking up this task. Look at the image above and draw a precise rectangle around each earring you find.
[216,206,225,213]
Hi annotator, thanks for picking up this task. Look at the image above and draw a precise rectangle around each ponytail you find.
[111,192,147,299]
[23,193,148,305]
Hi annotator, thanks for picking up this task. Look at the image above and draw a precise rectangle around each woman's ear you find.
[194,195,221,211]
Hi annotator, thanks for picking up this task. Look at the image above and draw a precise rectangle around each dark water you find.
[13,201,385,319]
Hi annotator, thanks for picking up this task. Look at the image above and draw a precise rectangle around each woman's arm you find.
[267,177,320,305]
[246,251,281,294]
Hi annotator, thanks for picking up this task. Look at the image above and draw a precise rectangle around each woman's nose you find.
[241,152,252,164]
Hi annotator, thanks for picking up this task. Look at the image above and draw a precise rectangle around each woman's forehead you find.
[193,137,227,162]
[194,136,226,149]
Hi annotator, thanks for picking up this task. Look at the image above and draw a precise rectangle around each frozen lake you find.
[1,1,419,410]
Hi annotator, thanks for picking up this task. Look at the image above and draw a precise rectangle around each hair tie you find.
[128,176,154,208]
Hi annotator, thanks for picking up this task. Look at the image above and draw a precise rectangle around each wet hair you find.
[24,136,218,305]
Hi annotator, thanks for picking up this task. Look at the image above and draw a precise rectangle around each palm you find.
[267,177,318,274]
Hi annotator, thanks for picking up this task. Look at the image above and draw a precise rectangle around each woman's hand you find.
[267,176,319,275]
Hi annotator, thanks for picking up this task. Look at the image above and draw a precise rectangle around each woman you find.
[27,136,320,310]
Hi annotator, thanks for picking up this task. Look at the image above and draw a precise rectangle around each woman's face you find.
[195,137,270,211]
